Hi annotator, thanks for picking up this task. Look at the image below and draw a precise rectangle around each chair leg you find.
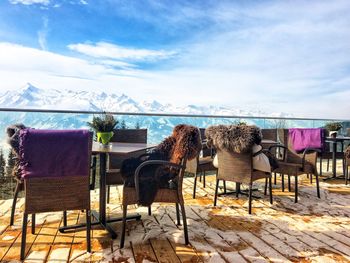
[294,176,298,203]
[107,185,110,204]
[175,203,181,226]
[274,172,277,185]
[248,183,253,214]
[319,156,323,176]
[264,178,268,195]
[63,211,67,227]
[148,206,152,216]
[86,209,91,253]
[327,159,329,171]
[281,174,285,192]
[346,167,349,185]
[10,181,21,226]
[179,203,189,245]
[315,172,320,198]
[236,183,240,197]
[269,177,273,204]
[223,180,227,194]
[193,173,197,199]
[288,175,291,192]
[120,205,127,248]
[203,171,206,188]
[214,179,219,206]
[20,213,28,260]
[310,173,313,184]
[31,214,35,234]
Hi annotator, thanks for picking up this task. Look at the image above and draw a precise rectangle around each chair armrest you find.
[268,145,287,161]
[301,148,321,169]
[134,160,185,203]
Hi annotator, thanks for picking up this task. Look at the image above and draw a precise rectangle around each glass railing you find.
[0,107,349,199]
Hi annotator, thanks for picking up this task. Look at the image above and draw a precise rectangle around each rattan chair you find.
[188,128,216,198]
[106,129,147,203]
[345,147,350,185]
[120,158,189,248]
[213,149,272,214]
[19,129,92,260]
[271,129,320,203]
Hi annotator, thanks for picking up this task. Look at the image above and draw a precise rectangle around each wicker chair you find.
[261,129,277,149]
[19,129,92,260]
[271,129,320,203]
[120,158,189,248]
[187,128,217,198]
[106,129,147,203]
[345,147,350,185]
[213,149,272,214]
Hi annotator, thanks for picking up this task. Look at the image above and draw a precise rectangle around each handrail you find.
[0,107,348,122]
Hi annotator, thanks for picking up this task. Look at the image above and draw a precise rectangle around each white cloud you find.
[68,42,176,62]
[9,0,50,5]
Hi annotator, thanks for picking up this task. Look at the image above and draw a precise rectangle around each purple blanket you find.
[19,129,91,179]
[289,128,324,152]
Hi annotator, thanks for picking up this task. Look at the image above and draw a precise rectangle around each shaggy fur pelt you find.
[6,124,27,180]
[205,124,262,153]
[345,146,350,160]
[120,124,201,206]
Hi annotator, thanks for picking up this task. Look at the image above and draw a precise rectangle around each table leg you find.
[332,141,337,178]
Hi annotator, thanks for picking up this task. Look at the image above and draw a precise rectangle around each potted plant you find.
[87,113,118,145]
[325,122,343,138]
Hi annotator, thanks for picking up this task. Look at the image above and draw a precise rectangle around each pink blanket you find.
[289,128,324,152]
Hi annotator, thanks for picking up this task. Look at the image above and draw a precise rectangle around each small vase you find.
[329,131,337,138]
[97,131,114,145]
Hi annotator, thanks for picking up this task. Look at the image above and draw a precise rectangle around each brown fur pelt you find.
[205,124,262,153]
[345,146,350,160]
[6,124,27,180]
[121,124,202,206]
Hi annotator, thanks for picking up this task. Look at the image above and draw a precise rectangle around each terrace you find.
[0,109,350,262]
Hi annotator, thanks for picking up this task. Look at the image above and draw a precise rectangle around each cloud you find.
[68,42,176,62]
[37,17,49,50]
[9,0,50,5]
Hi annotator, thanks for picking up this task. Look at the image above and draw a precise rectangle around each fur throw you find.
[205,124,262,153]
[121,124,201,206]
[345,146,350,160]
[6,124,27,180]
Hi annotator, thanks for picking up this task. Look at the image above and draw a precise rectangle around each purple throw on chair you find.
[289,128,324,152]
[19,129,90,179]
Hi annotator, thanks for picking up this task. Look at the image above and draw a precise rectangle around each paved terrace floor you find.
[0,163,350,262]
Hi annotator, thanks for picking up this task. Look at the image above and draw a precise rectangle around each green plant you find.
[234,120,247,126]
[325,122,343,131]
[87,113,118,132]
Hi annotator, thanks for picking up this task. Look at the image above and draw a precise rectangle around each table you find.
[60,142,156,239]
[324,136,350,180]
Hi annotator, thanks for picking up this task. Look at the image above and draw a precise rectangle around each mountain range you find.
[0,83,300,146]
[0,83,291,117]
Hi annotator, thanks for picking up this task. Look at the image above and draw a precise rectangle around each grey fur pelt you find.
[205,124,262,153]
[6,123,27,157]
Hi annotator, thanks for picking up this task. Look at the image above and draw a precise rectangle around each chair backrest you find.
[216,149,253,185]
[19,129,92,214]
[261,129,277,141]
[111,128,148,143]
[199,128,212,157]
[261,128,277,150]
[278,128,321,165]
[109,129,148,169]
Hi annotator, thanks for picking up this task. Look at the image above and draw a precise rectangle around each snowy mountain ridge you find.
[0,83,291,117]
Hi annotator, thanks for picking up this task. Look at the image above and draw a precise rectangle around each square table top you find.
[92,142,157,155]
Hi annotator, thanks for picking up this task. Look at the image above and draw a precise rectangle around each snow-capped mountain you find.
[0,83,304,147]
[0,83,291,117]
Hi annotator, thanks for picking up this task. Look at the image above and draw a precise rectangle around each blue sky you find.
[0,0,350,118]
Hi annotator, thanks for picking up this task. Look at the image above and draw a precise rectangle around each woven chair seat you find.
[274,162,314,175]
[123,187,179,204]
